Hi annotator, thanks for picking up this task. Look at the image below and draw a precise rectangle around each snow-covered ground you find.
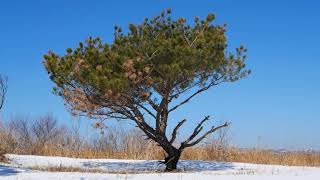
[1,154,320,179]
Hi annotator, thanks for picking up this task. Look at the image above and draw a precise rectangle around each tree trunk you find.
[164,149,181,171]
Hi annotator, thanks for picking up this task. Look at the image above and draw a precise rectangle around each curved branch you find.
[181,116,210,145]
[136,103,156,119]
[169,83,213,113]
[169,76,225,113]
[146,97,159,111]
[181,122,229,149]
[169,119,186,144]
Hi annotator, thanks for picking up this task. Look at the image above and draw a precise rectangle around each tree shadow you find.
[179,160,235,171]
[0,165,19,176]
[81,160,235,173]
[82,160,163,173]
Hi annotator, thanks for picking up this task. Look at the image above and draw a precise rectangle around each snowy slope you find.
[1,154,320,179]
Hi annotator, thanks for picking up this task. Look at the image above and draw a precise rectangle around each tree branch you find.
[190,22,208,47]
[181,116,210,145]
[146,97,159,111]
[183,34,191,46]
[181,121,229,149]
[136,103,156,119]
[0,75,8,111]
[169,83,214,113]
[169,119,186,144]
[169,75,225,113]
[168,71,210,102]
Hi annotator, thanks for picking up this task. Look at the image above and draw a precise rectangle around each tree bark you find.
[164,148,181,171]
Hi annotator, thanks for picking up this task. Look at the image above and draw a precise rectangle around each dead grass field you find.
[1,115,320,167]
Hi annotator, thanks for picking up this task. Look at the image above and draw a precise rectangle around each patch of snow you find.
[0,154,320,179]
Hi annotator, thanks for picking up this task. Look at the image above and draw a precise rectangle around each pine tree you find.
[43,9,250,171]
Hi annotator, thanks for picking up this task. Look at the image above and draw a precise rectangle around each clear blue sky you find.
[0,0,319,149]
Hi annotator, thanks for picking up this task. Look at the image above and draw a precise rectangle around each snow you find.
[1,154,320,179]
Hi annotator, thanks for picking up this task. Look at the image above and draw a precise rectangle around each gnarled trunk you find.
[164,148,181,171]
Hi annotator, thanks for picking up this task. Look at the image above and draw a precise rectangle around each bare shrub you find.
[32,115,59,144]
[31,114,64,154]
[8,116,34,154]
[0,121,16,162]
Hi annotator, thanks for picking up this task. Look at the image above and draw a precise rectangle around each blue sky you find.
[0,0,319,149]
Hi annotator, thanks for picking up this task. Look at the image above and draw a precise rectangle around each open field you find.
[1,117,320,168]
[1,154,320,180]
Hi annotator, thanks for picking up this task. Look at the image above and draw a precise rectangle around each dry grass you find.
[181,147,320,167]
[0,149,8,163]
[31,143,163,160]
[28,165,175,174]
[1,115,320,167]
[29,166,105,173]
[226,148,320,167]
[0,128,11,163]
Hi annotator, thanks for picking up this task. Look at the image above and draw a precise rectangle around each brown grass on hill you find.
[1,115,320,167]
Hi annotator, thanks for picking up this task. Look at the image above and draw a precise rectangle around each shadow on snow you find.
[0,165,20,176]
[81,160,235,173]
